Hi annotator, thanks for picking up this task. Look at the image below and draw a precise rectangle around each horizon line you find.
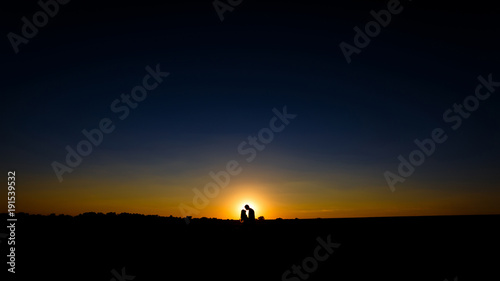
[2,212,499,220]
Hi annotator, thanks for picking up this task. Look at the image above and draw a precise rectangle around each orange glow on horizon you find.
[234,199,260,219]
[219,184,272,220]
[14,176,500,219]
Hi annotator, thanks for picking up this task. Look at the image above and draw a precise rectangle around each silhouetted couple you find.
[240,205,255,225]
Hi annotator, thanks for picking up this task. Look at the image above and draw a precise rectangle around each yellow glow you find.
[221,184,271,219]
[235,199,260,219]
[17,174,500,219]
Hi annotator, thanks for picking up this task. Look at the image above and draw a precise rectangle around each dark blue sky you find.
[1,0,499,217]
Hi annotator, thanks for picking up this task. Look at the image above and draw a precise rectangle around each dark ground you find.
[1,213,499,280]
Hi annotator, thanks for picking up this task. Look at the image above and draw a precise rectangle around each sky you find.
[1,0,499,219]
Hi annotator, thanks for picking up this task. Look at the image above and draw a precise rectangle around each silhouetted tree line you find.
[0,212,253,226]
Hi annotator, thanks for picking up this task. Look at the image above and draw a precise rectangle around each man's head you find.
[245,205,249,210]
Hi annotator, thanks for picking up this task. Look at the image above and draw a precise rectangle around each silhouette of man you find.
[245,205,255,224]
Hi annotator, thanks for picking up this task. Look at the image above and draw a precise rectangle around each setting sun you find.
[220,184,272,220]
[235,199,259,218]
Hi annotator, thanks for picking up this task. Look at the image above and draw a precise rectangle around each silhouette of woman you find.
[240,209,248,223]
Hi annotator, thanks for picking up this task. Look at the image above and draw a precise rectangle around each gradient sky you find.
[1,0,499,219]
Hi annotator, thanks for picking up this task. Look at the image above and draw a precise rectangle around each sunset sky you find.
[1,0,499,219]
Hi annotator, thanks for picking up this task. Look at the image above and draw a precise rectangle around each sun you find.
[235,199,260,217]
[220,184,272,219]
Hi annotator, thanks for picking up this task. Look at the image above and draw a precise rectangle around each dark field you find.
[2,214,499,280]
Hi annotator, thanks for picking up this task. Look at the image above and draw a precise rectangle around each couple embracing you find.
[240,205,255,225]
